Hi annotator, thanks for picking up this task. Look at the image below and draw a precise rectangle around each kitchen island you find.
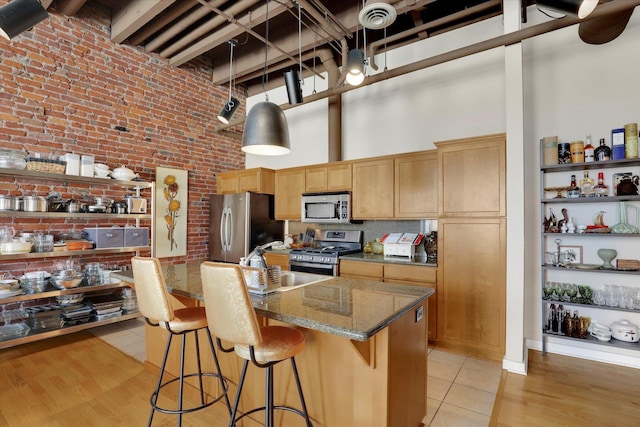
[114,262,433,427]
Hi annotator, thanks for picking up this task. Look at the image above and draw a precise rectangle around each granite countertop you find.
[113,262,433,342]
[339,252,437,267]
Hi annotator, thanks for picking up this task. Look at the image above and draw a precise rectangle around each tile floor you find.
[90,319,503,426]
[88,316,146,363]
[425,348,502,427]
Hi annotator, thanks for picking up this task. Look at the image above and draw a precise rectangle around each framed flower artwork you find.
[155,167,188,258]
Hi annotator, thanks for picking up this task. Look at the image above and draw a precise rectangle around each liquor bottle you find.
[594,138,611,161]
[551,304,558,334]
[571,310,580,338]
[584,134,595,162]
[564,309,572,337]
[594,172,608,197]
[558,304,565,335]
[580,171,594,197]
[547,304,555,332]
[570,175,577,189]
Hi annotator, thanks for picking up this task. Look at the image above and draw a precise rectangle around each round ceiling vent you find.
[358,2,397,30]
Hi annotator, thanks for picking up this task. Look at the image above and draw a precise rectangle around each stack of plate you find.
[0,279,22,298]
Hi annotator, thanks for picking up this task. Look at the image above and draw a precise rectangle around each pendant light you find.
[346,0,367,86]
[345,49,365,86]
[0,0,48,41]
[217,39,240,124]
[284,1,303,105]
[241,0,291,156]
[537,0,598,19]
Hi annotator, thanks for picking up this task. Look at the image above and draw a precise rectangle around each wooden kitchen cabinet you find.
[352,158,394,219]
[264,252,290,271]
[437,217,506,361]
[340,260,438,341]
[394,151,437,218]
[274,167,306,220]
[435,133,506,217]
[339,259,384,279]
[305,162,352,193]
[216,167,275,194]
[383,264,437,341]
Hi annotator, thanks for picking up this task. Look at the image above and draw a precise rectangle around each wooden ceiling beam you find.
[111,0,176,44]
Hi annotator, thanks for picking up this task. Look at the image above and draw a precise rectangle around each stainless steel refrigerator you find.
[208,192,284,263]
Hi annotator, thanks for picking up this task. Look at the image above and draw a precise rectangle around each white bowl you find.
[94,163,109,170]
[0,241,32,254]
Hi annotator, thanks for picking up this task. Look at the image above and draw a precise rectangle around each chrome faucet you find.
[240,241,283,267]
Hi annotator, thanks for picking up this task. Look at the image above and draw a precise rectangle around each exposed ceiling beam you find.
[129,0,200,46]
[111,0,177,44]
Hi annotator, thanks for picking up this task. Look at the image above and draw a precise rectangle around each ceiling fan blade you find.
[578,8,634,44]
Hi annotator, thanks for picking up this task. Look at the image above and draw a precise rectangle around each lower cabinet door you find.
[437,217,506,361]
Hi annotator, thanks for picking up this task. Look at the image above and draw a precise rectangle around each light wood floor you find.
[491,350,640,427]
[2,333,640,426]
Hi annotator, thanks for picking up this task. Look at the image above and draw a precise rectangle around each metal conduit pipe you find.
[217,0,640,134]
[368,0,502,70]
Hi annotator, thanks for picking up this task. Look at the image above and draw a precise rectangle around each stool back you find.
[200,262,262,347]
[131,256,174,323]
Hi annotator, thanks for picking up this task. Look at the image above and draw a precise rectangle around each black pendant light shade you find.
[537,0,598,19]
[284,70,303,105]
[241,102,291,156]
[0,0,48,40]
[217,96,240,124]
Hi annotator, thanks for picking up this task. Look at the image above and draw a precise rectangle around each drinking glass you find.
[543,282,554,300]
[566,284,578,303]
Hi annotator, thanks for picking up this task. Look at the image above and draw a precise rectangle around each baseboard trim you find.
[527,338,640,369]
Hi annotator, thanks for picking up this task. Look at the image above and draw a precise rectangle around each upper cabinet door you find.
[352,158,394,219]
[216,171,239,194]
[394,151,437,218]
[326,163,352,191]
[436,134,506,217]
[217,168,275,195]
[305,163,352,193]
[275,167,306,220]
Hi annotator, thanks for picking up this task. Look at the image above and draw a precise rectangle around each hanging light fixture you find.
[284,1,303,105]
[537,0,599,19]
[217,40,240,124]
[345,49,365,86]
[241,0,291,156]
[0,0,48,41]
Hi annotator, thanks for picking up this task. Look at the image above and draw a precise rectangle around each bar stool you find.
[131,256,232,426]
[200,261,312,427]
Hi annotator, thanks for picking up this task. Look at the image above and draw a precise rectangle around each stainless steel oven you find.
[288,230,362,276]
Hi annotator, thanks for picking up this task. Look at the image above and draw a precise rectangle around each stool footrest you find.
[151,372,229,415]
[234,405,311,424]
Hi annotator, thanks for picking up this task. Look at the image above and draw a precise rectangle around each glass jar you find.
[372,239,384,254]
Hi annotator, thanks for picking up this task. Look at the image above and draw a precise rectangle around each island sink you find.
[277,271,332,292]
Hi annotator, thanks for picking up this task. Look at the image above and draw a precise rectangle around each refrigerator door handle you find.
[220,206,228,252]
[225,206,233,253]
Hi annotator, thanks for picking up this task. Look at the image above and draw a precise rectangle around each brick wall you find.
[0,2,246,267]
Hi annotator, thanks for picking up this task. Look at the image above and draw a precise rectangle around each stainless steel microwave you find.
[301,191,351,223]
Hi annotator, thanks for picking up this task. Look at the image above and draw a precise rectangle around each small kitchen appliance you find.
[301,191,352,224]
[289,229,362,276]
[381,233,425,259]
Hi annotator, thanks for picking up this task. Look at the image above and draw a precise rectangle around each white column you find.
[503,0,527,375]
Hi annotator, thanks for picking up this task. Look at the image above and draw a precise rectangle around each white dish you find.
[0,288,23,298]
[110,278,121,284]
